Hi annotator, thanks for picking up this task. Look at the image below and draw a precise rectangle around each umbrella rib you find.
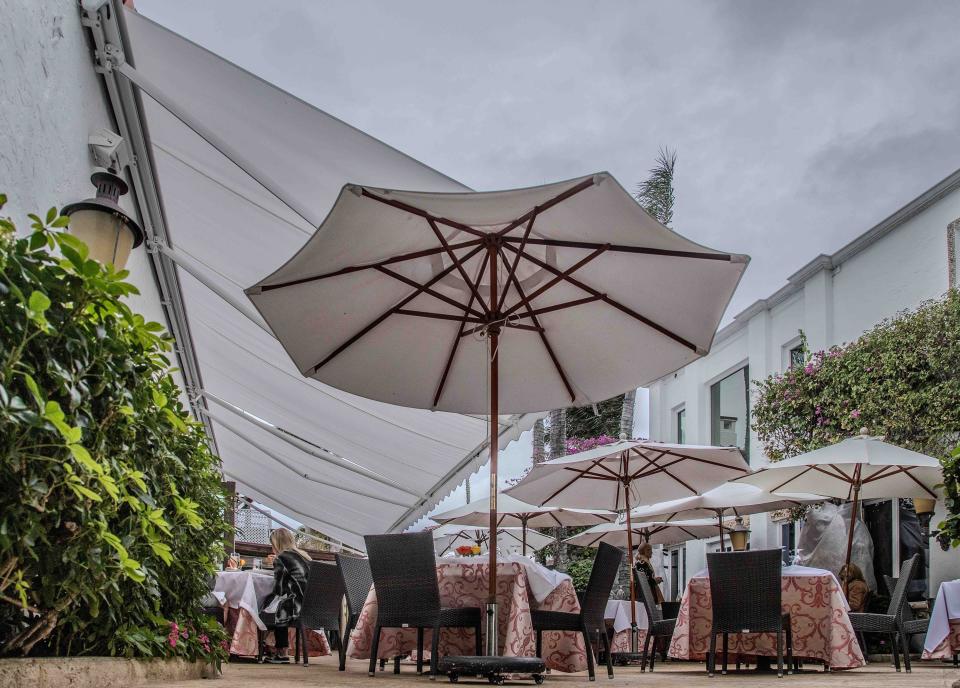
[360,189,487,238]
[502,242,701,353]
[497,213,538,313]
[501,245,609,319]
[509,295,603,320]
[311,244,485,373]
[898,467,939,498]
[375,265,484,318]
[633,447,750,474]
[432,251,487,407]
[502,237,735,261]
[426,218,492,316]
[396,309,485,325]
[811,465,852,483]
[768,466,814,494]
[255,239,485,292]
[497,246,577,402]
[493,177,597,238]
[543,459,613,503]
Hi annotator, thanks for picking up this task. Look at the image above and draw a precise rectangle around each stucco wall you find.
[0,0,174,370]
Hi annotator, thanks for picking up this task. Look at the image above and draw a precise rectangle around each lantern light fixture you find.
[62,171,144,269]
[728,516,750,552]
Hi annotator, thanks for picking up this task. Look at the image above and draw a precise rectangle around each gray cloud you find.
[135,0,960,319]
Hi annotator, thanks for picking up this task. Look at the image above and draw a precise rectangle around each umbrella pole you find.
[717,509,725,551]
[842,467,862,598]
[485,245,500,657]
[623,476,640,654]
[522,516,528,557]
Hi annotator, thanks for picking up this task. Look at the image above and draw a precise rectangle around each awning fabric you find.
[122,9,539,548]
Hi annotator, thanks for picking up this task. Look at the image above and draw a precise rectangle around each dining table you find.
[667,564,865,670]
[604,600,648,653]
[348,555,588,672]
[214,568,331,658]
[922,579,960,664]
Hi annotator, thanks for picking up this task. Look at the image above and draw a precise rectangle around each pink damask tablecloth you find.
[922,580,960,662]
[215,570,330,659]
[348,560,587,672]
[668,566,864,670]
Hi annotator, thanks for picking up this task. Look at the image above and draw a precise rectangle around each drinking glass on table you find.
[253,557,262,570]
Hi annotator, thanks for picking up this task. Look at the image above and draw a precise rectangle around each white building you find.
[647,167,960,600]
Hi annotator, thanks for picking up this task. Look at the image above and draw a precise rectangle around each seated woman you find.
[634,542,665,605]
[839,563,869,613]
[262,528,311,663]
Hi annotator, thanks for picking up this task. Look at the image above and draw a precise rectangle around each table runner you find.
[349,560,587,672]
[668,566,864,669]
[922,579,960,660]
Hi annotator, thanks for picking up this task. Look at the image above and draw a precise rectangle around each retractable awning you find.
[107,7,541,548]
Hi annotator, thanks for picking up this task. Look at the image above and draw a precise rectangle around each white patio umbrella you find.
[431,525,553,557]
[630,482,823,550]
[564,519,722,548]
[431,493,613,555]
[246,173,748,654]
[734,428,943,590]
[505,438,749,650]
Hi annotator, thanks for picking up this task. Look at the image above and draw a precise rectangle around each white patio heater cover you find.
[564,519,722,548]
[245,173,748,415]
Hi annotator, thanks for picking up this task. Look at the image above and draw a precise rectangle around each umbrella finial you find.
[619,432,628,441]
[859,427,870,437]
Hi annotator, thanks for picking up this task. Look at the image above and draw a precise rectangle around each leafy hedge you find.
[0,195,228,662]
[752,291,960,548]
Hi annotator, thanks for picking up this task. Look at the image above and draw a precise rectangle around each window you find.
[710,366,750,462]
[676,408,686,444]
[780,521,797,565]
[789,345,804,369]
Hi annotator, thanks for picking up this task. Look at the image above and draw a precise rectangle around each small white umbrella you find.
[734,428,942,589]
[564,519,722,548]
[506,438,748,648]
[431,525,552,557]
[630,482,822,549]
[431,493,613,555]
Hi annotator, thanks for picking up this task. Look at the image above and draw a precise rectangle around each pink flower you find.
[803,363,815,374]
[167,633,177,649]
[180,629,188,639]
[850,409,861,419]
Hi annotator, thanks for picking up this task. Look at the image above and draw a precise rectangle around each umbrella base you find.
[437,656,546,684]
[612,651,646,666]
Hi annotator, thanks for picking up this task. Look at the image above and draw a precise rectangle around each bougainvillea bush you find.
[751,292,960,548]
[0,195,228,662]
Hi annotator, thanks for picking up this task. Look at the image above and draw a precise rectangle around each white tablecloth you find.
[214,570,275,630]
[439,554,571,604]
[924,579,960,653]
[604,599,648,633]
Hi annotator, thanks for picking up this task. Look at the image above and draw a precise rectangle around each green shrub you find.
[751,292,960,548]
[0,195,228,662]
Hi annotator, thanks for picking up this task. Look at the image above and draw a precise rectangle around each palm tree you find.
[532,418,546,465]
[620,148,677,439]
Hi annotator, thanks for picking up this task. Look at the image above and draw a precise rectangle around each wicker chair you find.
[298,561,346,666]
[364,532,482,679]
[633,568,676,672]
[706,550,793,678]
[336,553,374,671]
[849,554,922,672]
[531,541,622,681]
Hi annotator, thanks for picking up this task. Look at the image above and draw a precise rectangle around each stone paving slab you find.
[148,656,959,688]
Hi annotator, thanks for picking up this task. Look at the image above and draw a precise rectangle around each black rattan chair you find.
[706,550,793,678]
[531,541,622,681]
[364,532,482,679]
[336,553,374,671]
[292,561,346,666]
[850,554,922,672]
[633,568,676,672]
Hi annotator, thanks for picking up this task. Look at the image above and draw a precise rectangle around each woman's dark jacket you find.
[267,550,310,626]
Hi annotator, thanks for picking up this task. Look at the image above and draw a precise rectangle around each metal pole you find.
[717,509,726,551]
[623,452,639,654]
[486,242,500,656]
[842,466,862,597]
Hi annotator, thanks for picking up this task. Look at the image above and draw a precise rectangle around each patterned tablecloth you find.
[348,560,588,672]
[605,600,649,653]
[922,580,960,662]
[668,566,864,669]
[214,570,330,658]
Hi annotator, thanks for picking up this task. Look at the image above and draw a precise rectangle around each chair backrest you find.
[336,553,374,617]
[580,542,623,630]
[707,549,783,633]
[633,567,663,624]
[886,554,919,618]
[299,560,345,630]
[364,532,441,627]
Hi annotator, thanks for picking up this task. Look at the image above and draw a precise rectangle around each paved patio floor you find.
[151,656,959,688]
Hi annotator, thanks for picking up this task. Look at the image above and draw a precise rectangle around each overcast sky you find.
[138,0,960,322]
